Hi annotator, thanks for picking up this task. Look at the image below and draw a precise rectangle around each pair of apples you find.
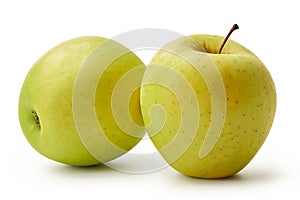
[18,25,276,178]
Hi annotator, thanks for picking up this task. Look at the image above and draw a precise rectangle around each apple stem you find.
[218,24,239,54]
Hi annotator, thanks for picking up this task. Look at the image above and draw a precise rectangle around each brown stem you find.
[218,24,239,54]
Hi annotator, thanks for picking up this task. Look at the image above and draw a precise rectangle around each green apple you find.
[140,25,276,178]
[19,36,145,166]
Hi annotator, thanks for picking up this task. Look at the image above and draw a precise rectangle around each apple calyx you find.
[31,110,40,127]
[218,24,239,54]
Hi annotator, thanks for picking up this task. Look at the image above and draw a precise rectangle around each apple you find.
[19,36,145,166]
[140,25,276,178]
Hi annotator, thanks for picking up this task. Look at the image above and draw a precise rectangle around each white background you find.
[1,0,299,199]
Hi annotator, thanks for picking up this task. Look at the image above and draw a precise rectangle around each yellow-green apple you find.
[19,36,145,166]
[140,25,276,178]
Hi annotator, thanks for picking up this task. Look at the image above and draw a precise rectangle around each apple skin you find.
[19,36,145,166]
[140,34,276,178]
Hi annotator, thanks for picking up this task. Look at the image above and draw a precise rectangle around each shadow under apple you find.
[45,163,119,179]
